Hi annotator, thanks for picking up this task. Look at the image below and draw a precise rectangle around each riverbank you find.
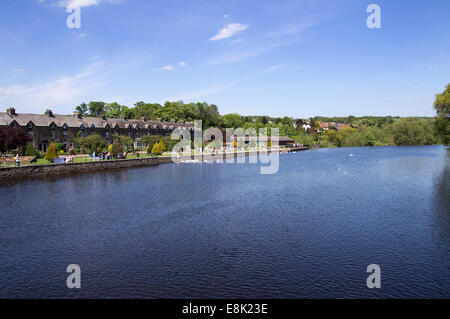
[0,147,309,181]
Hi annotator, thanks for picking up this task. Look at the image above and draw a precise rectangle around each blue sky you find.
[0,0,449,117]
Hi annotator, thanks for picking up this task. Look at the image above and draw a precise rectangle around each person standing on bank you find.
[15,154,20,167]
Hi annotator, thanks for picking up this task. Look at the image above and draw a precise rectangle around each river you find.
[0,145,448,298]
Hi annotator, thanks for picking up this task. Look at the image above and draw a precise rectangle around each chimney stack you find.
[6,107,16,116]
[45,109,53,117]
[140,117,146,121]
[73,112,82,119]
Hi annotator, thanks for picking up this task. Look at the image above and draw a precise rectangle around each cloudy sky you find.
[0,0,449,117]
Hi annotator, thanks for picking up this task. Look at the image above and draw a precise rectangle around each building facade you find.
[0,108,194,152]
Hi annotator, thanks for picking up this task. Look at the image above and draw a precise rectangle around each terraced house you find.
[0,107,194,152]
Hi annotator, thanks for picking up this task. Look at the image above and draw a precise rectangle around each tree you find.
[362,131,376,146]
[105,102,125,118]
[88,101,106,117]
[159,139,166,152]
[434,84,450,145]
[0,126,30,153]
[74,135,106,154]
[389,119,436,146]
[110,141,122,157]
[221,113,244,128]
[325,127,356,147]
[56,143,66,152]
[25,143,41,157]
[75,103,88,116]
[151,142,161,155]
[45,142,58,162]
[112,135,134,151]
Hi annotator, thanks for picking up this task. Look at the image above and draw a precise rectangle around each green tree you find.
[434,84,450,145]
[45,142,58,162]
[325,127,357,147]
[88,101,106,117]
[75,135,106,154]
[111,141,122,157]
[105,102,126,118]
[221,113,244,128]
[75,102,88,116]
[362,131,376,146]
[25,143,41,157]
[112,135,134,151]
[56,143,66,152]
[389,119,436,146]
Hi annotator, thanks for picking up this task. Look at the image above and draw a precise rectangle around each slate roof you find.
[0,110,194,131]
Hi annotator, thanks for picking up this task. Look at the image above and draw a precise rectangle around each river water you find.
[0,146,448,298]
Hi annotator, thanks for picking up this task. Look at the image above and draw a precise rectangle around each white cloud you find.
[57,0,120,8]
[209,23,249,41]
[153,65,175,72]
[265,65,283,73]
[178,62,186,67]
[58,0,99,8]
[0,62,103,113]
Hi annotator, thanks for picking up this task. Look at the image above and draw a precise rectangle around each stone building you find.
[0,108,194,152]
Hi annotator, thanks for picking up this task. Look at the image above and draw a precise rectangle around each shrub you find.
[75,135,106,154]
[112,135,134,151]
[111,141,122,157]
[362,132,376,146]
[45,142,58,162]
[159,139,166,152]
[25,143,41,157]
[0,126,30,153]
[56,143,66,152]
[151,142,162,155]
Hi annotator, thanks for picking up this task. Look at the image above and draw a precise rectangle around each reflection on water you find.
[0,146,449,298]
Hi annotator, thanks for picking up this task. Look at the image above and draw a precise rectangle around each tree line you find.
[72,83,449,148]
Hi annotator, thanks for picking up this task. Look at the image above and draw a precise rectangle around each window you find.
[135,127,139,138]
[62,124,68,140]
[50,123,55,140]
[128,127,131,137]
[79,124,85,138]
[90,125,95,133]
[105,130,110,139]
[27,123,33,137]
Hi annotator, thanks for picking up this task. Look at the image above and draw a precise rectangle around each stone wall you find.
[0,157,173,181]
[0,149,303,182]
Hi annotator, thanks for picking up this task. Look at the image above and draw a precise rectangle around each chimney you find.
[73,112,82,119]
[98,113,105,120]
[6,107,16,116]
[45,109,53,117]
[119,116,126,120]
[156,118,162,122]
[139,117,146,121]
